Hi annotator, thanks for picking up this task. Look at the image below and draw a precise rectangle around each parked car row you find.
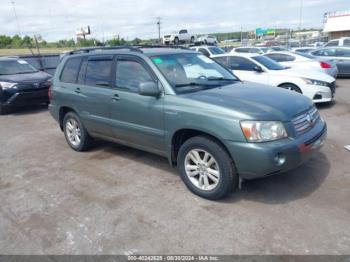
[163,29,218,46]
[212,53,336,103]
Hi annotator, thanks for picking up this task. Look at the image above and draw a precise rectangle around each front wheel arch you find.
[278,83,302,93]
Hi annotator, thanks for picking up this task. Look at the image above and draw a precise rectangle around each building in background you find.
[324,10,350,40]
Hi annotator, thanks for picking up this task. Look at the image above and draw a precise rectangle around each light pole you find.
[157,17,162,44]
[11,0,22,36]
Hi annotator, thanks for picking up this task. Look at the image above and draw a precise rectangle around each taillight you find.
[48,86,53,101]
[320,61,331,69]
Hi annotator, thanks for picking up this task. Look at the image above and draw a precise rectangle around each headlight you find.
[0,81,17,90]
[240,121,288,142]
[302,78,329,87]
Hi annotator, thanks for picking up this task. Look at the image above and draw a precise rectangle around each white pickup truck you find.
[163,29,196,45]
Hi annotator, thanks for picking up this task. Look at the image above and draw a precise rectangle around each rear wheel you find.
[63,112,92,151]
[177,136,238,200]
[279,83,302,93]
[174,37,179,45]
[190,36,195,43]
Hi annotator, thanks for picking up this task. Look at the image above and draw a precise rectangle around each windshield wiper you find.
[207,77,238,81]
[174,82,218,88]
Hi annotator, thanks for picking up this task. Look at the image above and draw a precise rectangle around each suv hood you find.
[270,67,335,82]
[0,71,51,84]
[181,81,313,121]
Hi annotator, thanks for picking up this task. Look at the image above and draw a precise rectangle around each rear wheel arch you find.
[59,106,77,131]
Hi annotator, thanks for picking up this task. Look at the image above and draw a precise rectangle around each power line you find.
[11,0,22,36]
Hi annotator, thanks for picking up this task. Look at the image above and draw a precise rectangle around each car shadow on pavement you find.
[89,141,330,204]
[88,140,179,175]
[223,152,330,204]
[8,105,49,115]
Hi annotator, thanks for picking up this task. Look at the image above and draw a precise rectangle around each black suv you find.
[0,57,51,114]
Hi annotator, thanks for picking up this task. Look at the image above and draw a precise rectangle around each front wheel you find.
[63,112,92,151]
[174,37,179,45]
[177,136,238,200]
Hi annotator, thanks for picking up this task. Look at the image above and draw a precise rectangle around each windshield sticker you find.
[152,58,163,64]
[18,60,28,64]
[198,55,214,64]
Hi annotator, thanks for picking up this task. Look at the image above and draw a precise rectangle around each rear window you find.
[60,57,83,83]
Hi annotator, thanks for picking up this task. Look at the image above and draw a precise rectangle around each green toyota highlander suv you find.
[49,46,327,200]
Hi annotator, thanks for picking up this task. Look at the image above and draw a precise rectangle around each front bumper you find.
[0,89,49,108]
[307,82,336,103]
[224,119,327,180]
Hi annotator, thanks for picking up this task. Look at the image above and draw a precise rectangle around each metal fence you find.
[20,54,60,76]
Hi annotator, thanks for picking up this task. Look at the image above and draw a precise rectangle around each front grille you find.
[164,35,171,38]
[304,125,326,146]
[292,107,320,136]
[328,81,336,95]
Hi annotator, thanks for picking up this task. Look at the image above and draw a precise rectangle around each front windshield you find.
[252,56,286,70]
[0,60,38,75]
[208,47,225,55]
[151,53,239,93]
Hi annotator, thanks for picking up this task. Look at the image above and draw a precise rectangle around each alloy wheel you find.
[184,149,220,191]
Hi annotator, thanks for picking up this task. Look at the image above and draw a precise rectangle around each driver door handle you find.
[111,94,120,101]
[74,87,81,94]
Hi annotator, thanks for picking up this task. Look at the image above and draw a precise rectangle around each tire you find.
[0,105,8,115]
[174,37,179,45]
[204,40,208,45]
[177,136,238,200]
[190,36,195,43]
[279,83,302,93]
[63,112,92,152]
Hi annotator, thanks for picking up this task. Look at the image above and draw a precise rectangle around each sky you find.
[0,0,349,41]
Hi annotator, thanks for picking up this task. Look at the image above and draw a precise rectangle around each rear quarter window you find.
[60,57,83,83]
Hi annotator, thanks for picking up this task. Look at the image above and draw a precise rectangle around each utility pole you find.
[11,0,22,36]
[298,0,303,46]
[240,25,243,44]
[157,17,161,44]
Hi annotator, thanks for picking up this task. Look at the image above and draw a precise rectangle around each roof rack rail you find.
[135,44,189,50]
[1,56,20,59]
[66,44,190,56]
[67,46,142,55]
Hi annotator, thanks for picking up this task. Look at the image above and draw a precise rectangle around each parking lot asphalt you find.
[0,79,350,255]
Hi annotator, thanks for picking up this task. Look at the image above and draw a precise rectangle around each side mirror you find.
[138,81,161,97]
[253,65,263,73]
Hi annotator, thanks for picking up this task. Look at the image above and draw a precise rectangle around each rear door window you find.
[60,57,83,83]
[235,48,249,53]
[229,56,257,71]
[343,39,350,47]
[84,56,113,87]
[325,40,339,47]
[198,48,211,57]
[336,48,350,57]
[265,53,295,62]
[213,56,229,68]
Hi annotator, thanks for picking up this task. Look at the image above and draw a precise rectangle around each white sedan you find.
[212,53,336,103]
[263,51,338,78]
